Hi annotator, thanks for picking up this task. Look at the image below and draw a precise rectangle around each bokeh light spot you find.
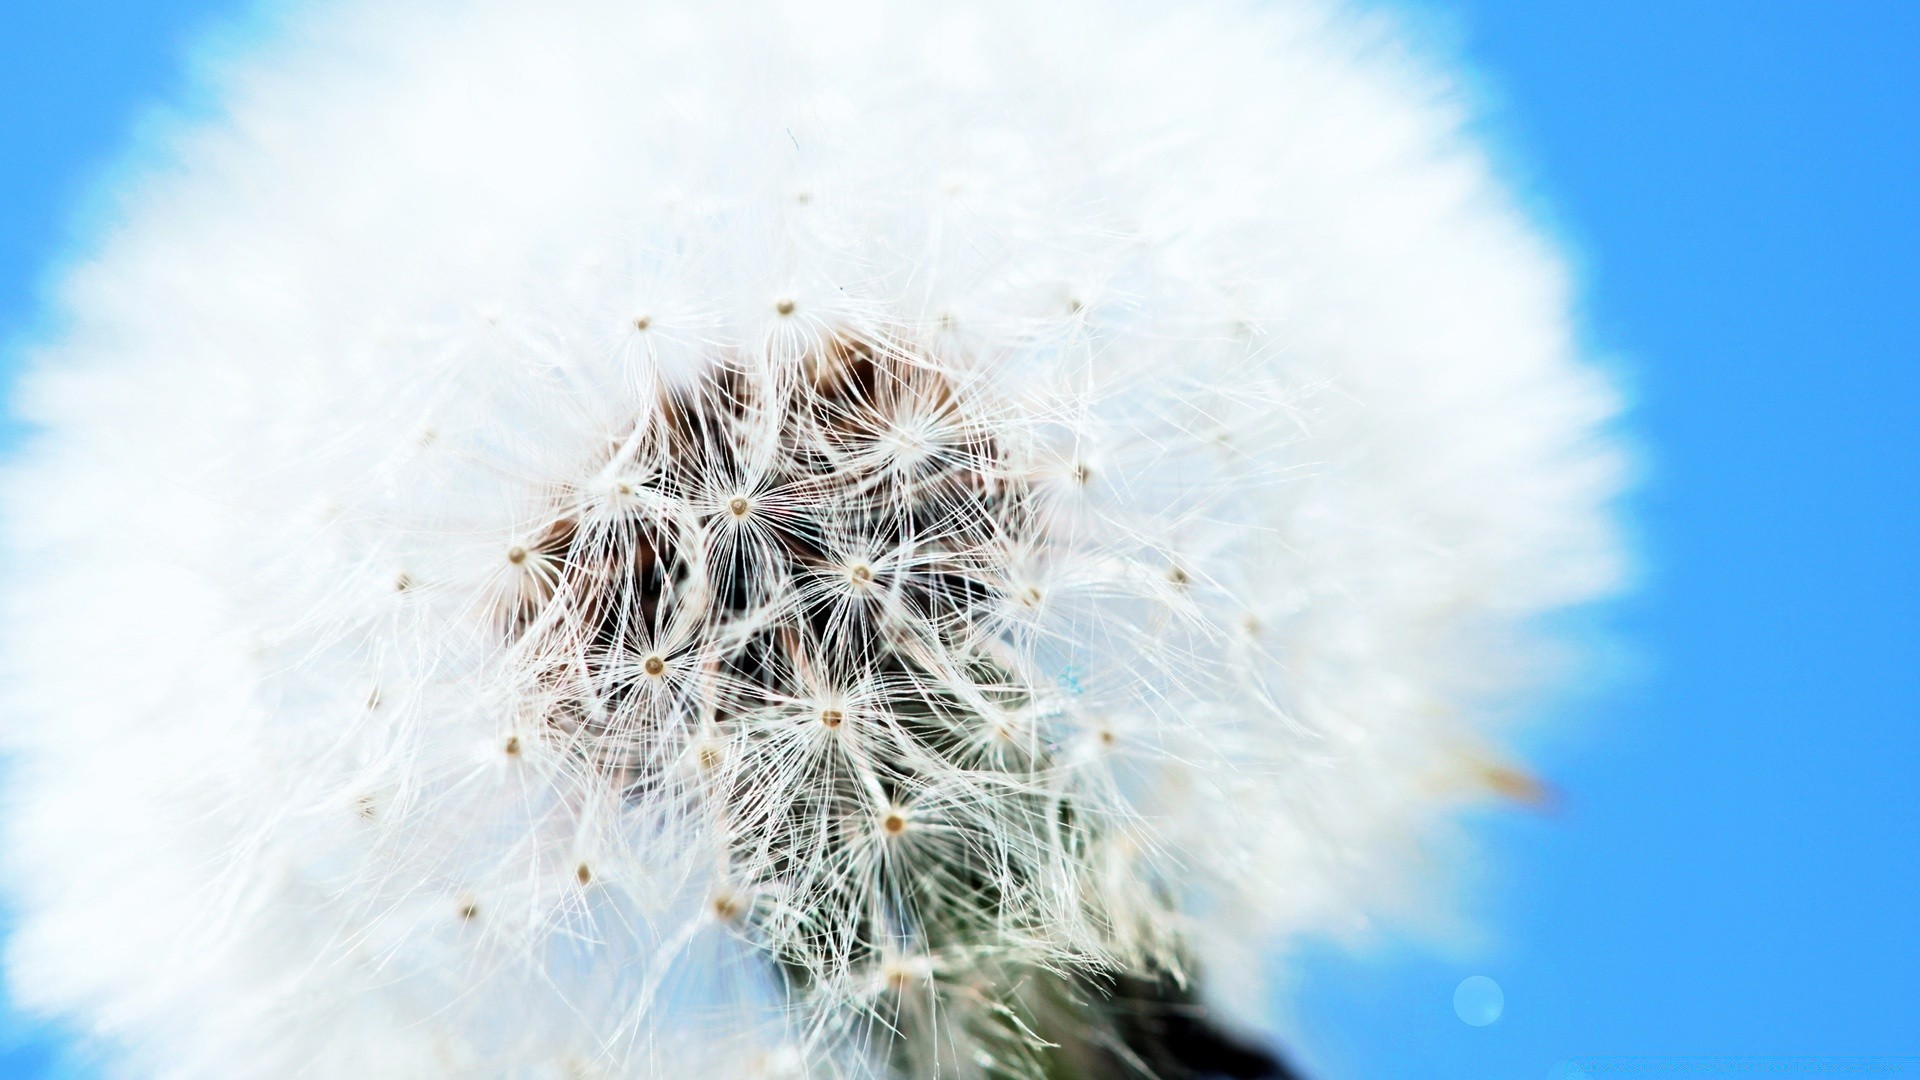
[1454,975,1504,1026]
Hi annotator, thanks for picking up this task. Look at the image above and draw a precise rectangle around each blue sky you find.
[1283,7,1918,1076]
[1,2,1915,1078]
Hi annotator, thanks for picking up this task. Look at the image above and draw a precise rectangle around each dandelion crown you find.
[1,0,1622,1076]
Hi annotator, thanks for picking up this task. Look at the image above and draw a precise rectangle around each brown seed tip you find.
[643,655,666,678]
[1480,762,1559,811]
[632,315,651,331]
[712,894,743,921]
[883,812,908,836]
[775,298,796,316]
[728,495,751,518]
[394,572,415,592]
[820,708,844,729]
[575,863,592,885]
[1167,565,1191,587]
[503,735,521,756]
[506,545,527,565]
[849,563,874,585]
[457,903,480,922]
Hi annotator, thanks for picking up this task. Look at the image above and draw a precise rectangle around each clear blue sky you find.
[1,2,1915,1078]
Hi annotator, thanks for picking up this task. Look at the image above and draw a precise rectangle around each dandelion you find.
[1,0,1622,1077]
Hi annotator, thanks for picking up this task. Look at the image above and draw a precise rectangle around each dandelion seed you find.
[881,957,931,994]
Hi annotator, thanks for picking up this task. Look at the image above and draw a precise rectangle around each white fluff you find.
[1,0,1623,1076]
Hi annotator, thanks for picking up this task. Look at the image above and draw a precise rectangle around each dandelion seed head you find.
[0,0,1624,1074]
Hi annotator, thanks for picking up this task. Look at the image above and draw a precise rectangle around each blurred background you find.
[1,2,1914,1077]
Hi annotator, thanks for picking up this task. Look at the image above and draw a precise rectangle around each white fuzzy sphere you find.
[2,0,1622,1076]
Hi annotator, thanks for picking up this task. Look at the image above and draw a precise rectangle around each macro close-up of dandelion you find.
[3,0,1910,1078]
[5,0,1629,1075]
